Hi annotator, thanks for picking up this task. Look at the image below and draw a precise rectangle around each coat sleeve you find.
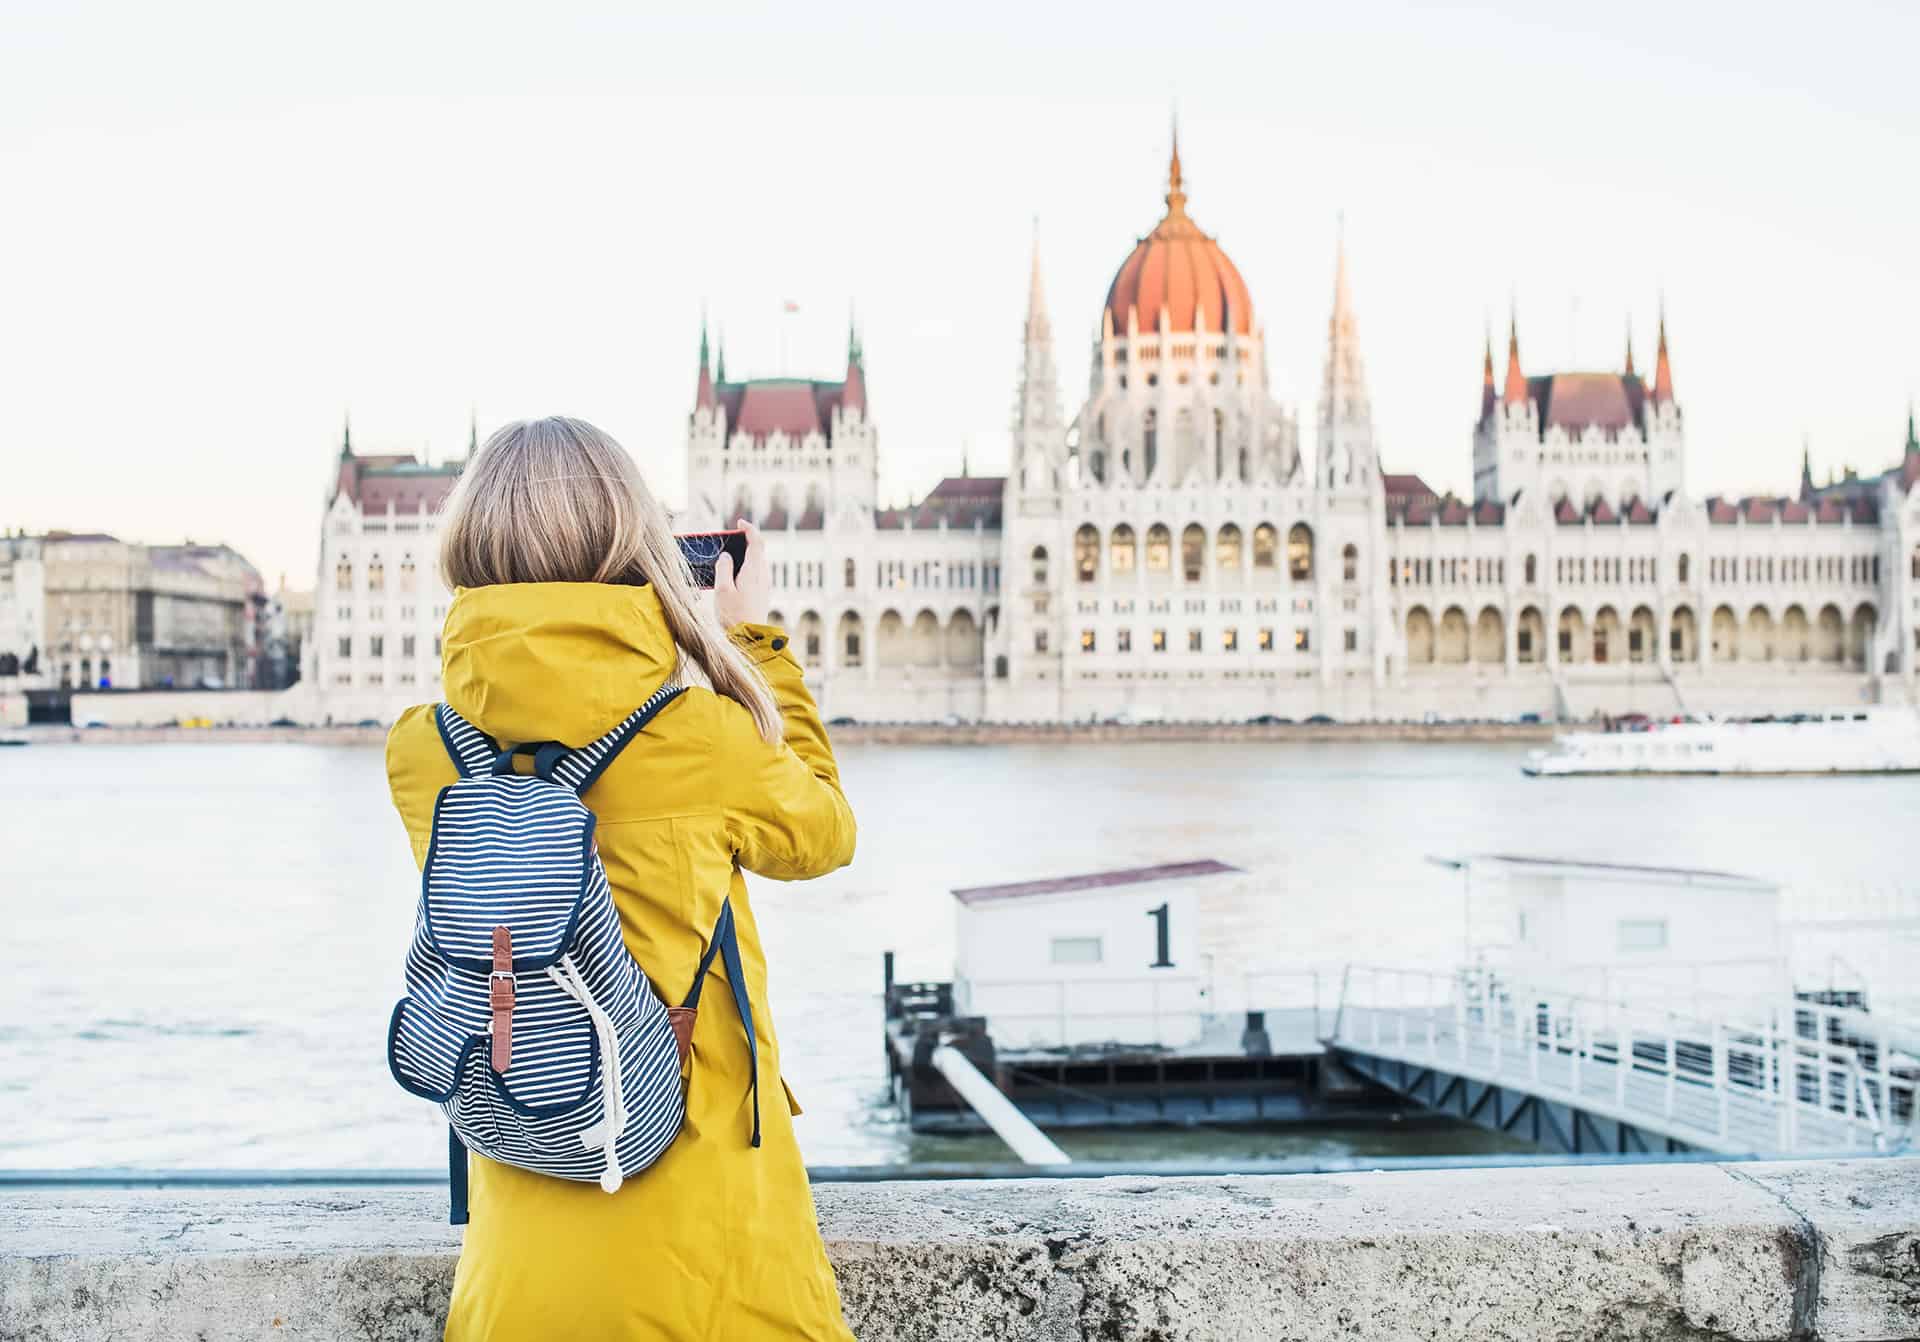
[718,622,857,881]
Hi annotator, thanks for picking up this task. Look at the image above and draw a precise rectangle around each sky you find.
[4,0,1917,588]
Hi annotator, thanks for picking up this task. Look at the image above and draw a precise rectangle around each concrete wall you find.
[3,1160,1914,1340]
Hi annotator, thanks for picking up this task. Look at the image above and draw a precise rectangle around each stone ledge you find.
[2,1160,1914,1341]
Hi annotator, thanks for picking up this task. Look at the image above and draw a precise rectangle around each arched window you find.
[367,553,385,592]
[1146,524,1172,573]
[1030,546,1049,585]
[1181,524,1206,583]
[844,557,856,589]
[1678,553,1691,585]
[1074,525,1100,583]
[1143,410,1158,478]
[1911,545,1919,580]
[1342,544,1358,583]
[399,553,417,592]
[1110,524,1137,574]
[1253,524,1278,569]
[1090,450,1105,484]
[1524,554,1537,586]
[1287,524,1314,581]
[1215,524,1243,570]
[334,556,352,592]
[1212,409,1226,479]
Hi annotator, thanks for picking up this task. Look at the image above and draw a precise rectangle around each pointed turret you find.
[1165,115,1187,219]
[467,408,478,457]
[1800,436,1815,501]
[1015,220,1061,432]
[1651,310,1675,404]
[1624,321,1636,378]
[715,328,727,384]
[1318,229,1376,489]
[695,317,717,411]
[1502,313,1528,406]
[842,311,867,414]
[1480,328,1496,423]
[341,413,353,457]
[1906,400,1917,456]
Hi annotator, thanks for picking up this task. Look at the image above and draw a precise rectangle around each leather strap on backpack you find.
[489,925,514,1073]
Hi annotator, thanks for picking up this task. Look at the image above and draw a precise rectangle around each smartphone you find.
[675,530,750,589]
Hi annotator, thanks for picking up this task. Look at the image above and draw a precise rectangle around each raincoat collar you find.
[440,582,678,747]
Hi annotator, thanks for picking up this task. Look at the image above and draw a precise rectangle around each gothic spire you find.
[341,413,352,457]
[1651,307,1675,404]
[1320,228,1370,429]
[1502,309,1528,406]
[1800,435,1815,501]
[1015,220,1060,433]
[715,326,727,383]
[1165,112,1187,218]
[1624,320,1636,378]
[1480,326,1497,423]
[695,312,717,411]
[1906,399,1917,455]
[468,407,478,457]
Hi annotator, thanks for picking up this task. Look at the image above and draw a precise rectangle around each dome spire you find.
[1165,110,1187,217]
[1502,305,1528,406]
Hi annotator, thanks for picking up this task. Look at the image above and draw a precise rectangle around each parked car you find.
[1304,713,1336,725]
[1246,714,1292,725]
[826,716,858,727]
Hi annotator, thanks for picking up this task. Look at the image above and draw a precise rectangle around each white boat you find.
[1523,706,1920,777]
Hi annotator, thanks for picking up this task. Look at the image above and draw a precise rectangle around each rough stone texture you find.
[1737,1159,1920,1341]
[1,1161,1914,1341]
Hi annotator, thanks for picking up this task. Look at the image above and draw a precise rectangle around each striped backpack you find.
[385,684,759,1224]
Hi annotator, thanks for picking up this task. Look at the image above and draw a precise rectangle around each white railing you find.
[1332,964,1917,1156]
[958,969,1329,1053]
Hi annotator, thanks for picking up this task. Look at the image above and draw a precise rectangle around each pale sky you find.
[4,0,1916,588]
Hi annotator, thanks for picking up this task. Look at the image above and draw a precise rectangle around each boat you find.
[1523,706,1920,777]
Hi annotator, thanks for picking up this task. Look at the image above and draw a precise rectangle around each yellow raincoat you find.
[385,582,857,1341]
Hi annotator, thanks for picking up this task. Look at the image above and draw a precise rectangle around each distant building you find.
[303,424,463,721]
[38,533,264,690]
[297,138,1920,724]
[265,579,313,691]
[0,533,47,688]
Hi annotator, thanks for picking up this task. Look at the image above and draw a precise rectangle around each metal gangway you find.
[1329,965,1919,1157]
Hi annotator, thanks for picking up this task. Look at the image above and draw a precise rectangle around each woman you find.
[385,416,858,1341]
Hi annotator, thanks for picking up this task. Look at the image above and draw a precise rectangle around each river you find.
[5,738,1914,1170]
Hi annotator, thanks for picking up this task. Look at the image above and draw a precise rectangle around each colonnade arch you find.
[1710,605,1739,661]
[1405,606,1435,664]
[1815,605,1845,663]
[1669,606,1698,662]
[1628,607,1656,663]
[1472,607,1504,663]
[1436,607,1470,664]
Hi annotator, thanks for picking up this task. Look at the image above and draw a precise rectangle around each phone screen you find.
[675,530,750,589]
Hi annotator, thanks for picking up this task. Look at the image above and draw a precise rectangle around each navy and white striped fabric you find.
[388,684,696,1220]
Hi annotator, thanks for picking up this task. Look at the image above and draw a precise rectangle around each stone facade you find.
[298,144,1920,726]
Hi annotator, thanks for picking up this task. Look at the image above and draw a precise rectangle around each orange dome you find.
[1104,141,1254,337]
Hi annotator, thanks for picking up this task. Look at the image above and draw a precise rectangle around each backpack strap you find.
[549,683,686,796]
[447,1125,470,1225]
[435,704,497,780]
[680,899,761,1149]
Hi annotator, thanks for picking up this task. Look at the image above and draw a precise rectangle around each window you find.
[1253,524,1277,570]
[1034,629,1048,653]
[367,554,385,592]
[1222,628,1239,651]
[1616,919,1668,952]
[1187,629,1203,651]
[434,635,442,656]
[1115,628,1132,652]
[1258,628,1274,652]
[846,632,861,661]
[1080,629,1096,653]
[1287,524,1314,580]
[1344,628,1358,652]
[1294,628,1311,652]
[401,634,416,658]
[1670,627,1684,655]
[1030,546,1049,585]
[1182,525,1206,583]
[1519,629,1533,657]
[1074,526,1099,583]
[400,554,417,592]
[1050,936,1103,965]
[1215,524,1242,571]
[1146,524,1172,573]
[1111,525,1137,574]
[806,632,821,658]
[1342,544,1358,582]
[1143,409,1158,476]
[369,635,384,657]
[336,636,351,658]
[1524,554,1537,586]
[844,558,856,589]
[1152,629,1167,652]
[335,558,351,592]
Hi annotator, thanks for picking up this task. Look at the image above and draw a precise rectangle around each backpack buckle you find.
[489,926,514,1073]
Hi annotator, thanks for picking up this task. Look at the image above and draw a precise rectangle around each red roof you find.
[875,476,1004,531]
[1625,499,1656,525]
[332,449,462,516]
[952,859,1241,907]
[1527,373,1647,437]
[1383,473,1438,503]
[1104,148,1253,336]
[1589,498,1618,525]
[1554,499,1581,524]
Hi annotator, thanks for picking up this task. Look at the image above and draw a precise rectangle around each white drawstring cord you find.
[547,954,627,1193]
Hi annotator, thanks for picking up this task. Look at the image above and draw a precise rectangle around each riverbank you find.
[13,719,1556,746]
[4,1159,1913,1340]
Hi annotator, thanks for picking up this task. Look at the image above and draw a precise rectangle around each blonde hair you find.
[438,416,782,743]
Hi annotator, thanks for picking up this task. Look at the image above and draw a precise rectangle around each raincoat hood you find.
[440,582,678,746]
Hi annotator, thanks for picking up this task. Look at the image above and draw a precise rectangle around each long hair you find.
[437,416,782,743]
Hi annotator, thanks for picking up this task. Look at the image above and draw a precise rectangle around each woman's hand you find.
[713,518,773,629]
